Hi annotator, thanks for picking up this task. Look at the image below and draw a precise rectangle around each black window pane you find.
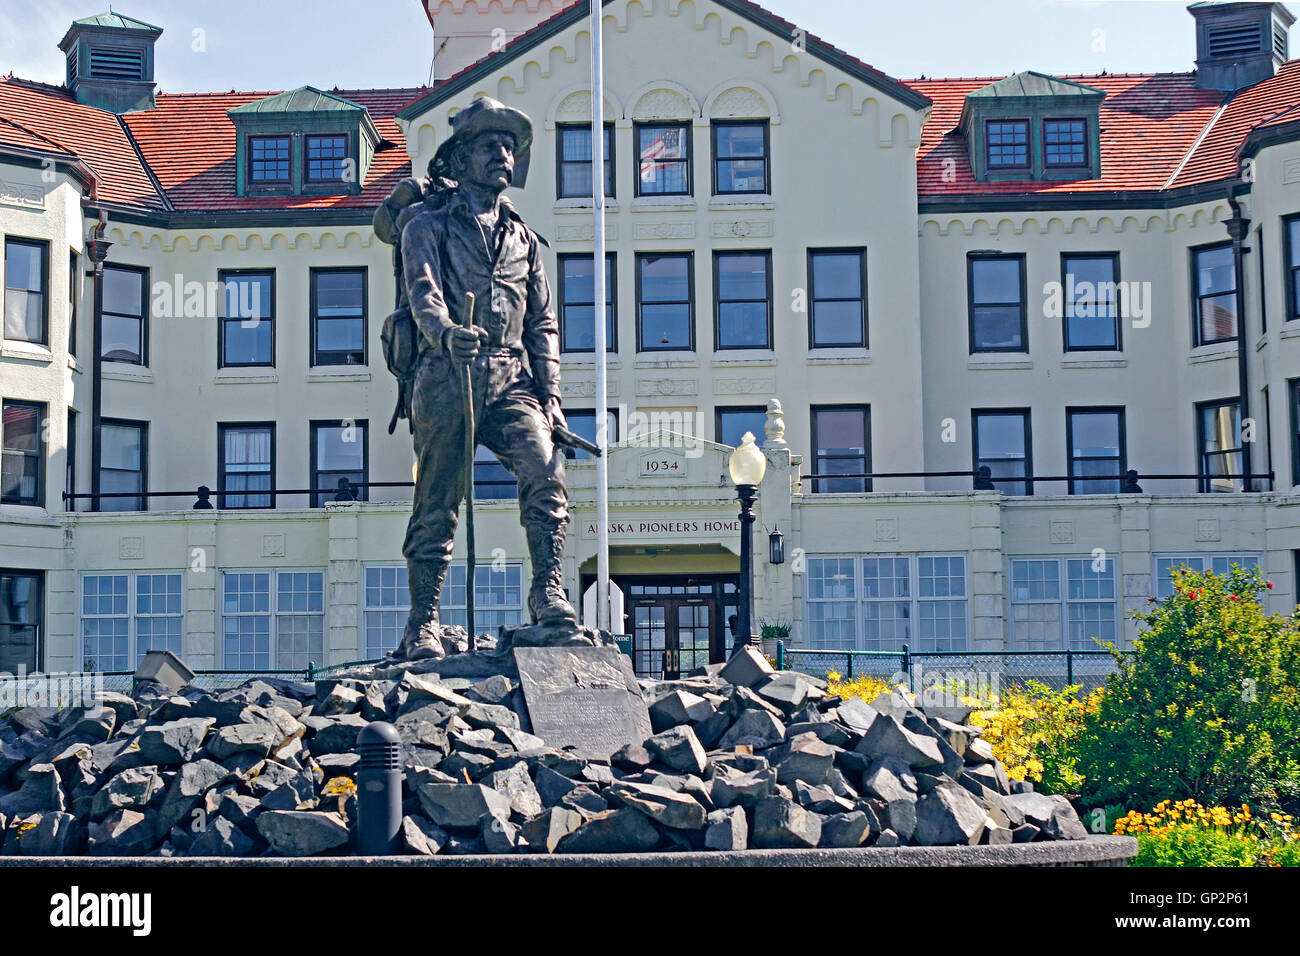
[474,444,517,499]
[718,409,767,448]
[313,271,365,364]
[810,251,865,347]
[814,407,867,493]
[99,423,144,511]
[972,306,1024,349]
[972,258,1022,303]
[716,253,769,348]
[221,426,273,508]
[971,257,1024,351]
[986,120,1028,167]
[639,255,691,350]
[812,254,861,299]
[101,267,144,364]
[306,135,347,182]
[1200,403,1242,492]
[560,255,614,352]
[1044,120,1086,166]
[4,240,45,342]
[714,123,767,193]
[559,126,613,198]
[975,412,1029,496]
[250,136,290,182]
[0,571,42,672]
[1064,256,1118,349]
[222,273,273,366]
[1,402,43,506]
[563,410,617,460]
[638,125,689,195]
[1070,411,1122,494]
[313,424,366,506]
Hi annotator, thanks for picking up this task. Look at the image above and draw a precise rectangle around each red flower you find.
[1188,591,1199,600]
[1267,581,1274,589]
[1147,596,1156,603]
[1229,594,1239,601]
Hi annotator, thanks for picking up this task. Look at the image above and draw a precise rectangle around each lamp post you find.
[728,431,766,657]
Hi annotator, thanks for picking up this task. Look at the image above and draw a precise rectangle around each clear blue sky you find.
[0,1,1278,92]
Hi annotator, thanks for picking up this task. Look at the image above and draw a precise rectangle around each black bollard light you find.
[356,721,402,855]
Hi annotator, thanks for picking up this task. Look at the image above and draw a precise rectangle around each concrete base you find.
[0,835,1136,867]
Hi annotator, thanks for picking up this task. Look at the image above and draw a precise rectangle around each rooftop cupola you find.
[57,11,162,114]
[1189,2,1295,91]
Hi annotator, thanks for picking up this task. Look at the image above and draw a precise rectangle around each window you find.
[474,444,517,500]
[558,253,616,353]
[305,134,347,183]
[808,248,867,348]
[563,408,618,460]
[811,405,869,493]
[1043,118,1088,167]
[985,119,1029,169]
[249,135,291,185]
[968,254,1026,352]
[1010,557,1116,650]
[4,238,48,344]
[716,406,767,449]
[635,122,690,196]
[1062,253,1120,350]
[1154,554,1259,599]
[311,420,367,506]
[0,569,42,672]
[219,270,274,367]
[973,409,1031,496]
[712,120,769,194]
[1257,225,1267,334]
[80,572,182,671]
[101,264,147,365]
[1,400,44,506]
[69,250,79,356]
[805,554,968,652]
[714,251,771,349]
[219,423,275,508]
[65,409,76,511]
[221,570,323,670]
[98,419,146,512]
[1286,215,1300,323]
[1068,407,1125,494]
[1192,242,1237,346]
[1290,379,1300,486]
[1197,399,1242,492]
[363,563,525,656]
[310,268,366,365]
[557,123,614,199]
[636,253,693,351]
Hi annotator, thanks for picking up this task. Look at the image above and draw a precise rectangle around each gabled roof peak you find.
[227,86,366,115]
[67,11,162,34]
[967,71,1106,99]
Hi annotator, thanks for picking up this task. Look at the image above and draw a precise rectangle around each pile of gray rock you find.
[0,646,1088,857]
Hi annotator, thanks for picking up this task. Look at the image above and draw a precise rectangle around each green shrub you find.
[1118,799,1298,867]
[1077,566,1300,810]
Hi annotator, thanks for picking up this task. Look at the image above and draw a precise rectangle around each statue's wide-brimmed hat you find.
[429,96,533,186]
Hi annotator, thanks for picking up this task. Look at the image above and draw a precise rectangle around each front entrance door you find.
[623,576,737,678]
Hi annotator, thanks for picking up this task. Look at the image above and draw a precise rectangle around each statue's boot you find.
[526,521,579,627]
[399,556,452,659]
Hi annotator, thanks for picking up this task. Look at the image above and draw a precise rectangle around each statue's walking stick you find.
[460,291,477,653]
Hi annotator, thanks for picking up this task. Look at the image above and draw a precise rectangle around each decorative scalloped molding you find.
[918,202,1232,238]
[545,83,624,127]
[702,77,781,123]
[106,225,377,253]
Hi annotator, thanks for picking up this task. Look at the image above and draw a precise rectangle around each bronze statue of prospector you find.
[374,97,582,660]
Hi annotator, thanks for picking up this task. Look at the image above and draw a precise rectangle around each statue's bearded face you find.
[455,130,516,191]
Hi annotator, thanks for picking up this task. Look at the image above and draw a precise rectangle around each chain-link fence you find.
[777,644,1127,695]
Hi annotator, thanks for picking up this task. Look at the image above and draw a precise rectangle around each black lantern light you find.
[768,527,785,565]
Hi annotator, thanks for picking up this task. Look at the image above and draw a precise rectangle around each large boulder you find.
[256,811,350,856]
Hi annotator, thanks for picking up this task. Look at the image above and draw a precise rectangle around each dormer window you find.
[1043,119,1088,168]
[249,136,291,185]
[227,87,380,198]
[306,134,348,183]
[960,72,1103,183]
[985,120,1029,169]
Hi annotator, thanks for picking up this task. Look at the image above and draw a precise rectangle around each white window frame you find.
[220,568,325,671]
[803,553,970,653]
[78,571,184,672]
[1008,556,1118,651]
[362,561,525,658]
[1153,552,1260,599]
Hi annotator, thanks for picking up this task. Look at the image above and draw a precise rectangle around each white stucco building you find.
[3,1,1300,679]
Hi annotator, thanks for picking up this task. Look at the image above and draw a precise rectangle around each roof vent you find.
[1190,2,1295,91]
[57,12,162,113]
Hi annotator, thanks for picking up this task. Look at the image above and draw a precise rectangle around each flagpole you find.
[591,0,611,634]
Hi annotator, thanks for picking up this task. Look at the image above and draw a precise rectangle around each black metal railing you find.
[776,641,1129,694]
[802,466,1274,494]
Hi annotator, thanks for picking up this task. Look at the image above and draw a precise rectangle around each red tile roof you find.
[120,88,426,213]
[0,76,167,208]
[909,72,1228,198]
